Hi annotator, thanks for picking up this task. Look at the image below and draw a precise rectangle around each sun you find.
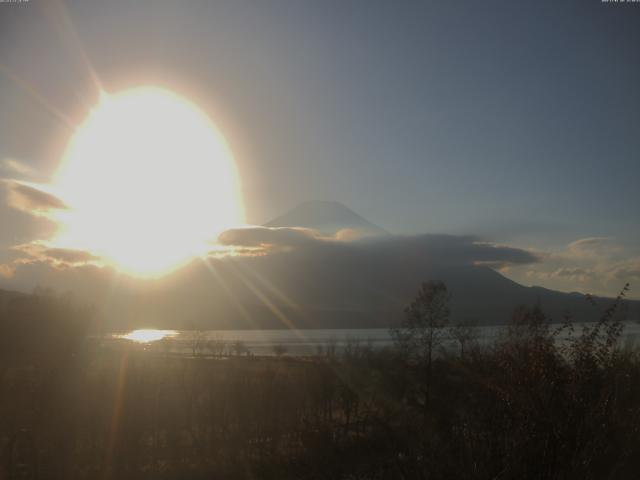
[51,87,244,277]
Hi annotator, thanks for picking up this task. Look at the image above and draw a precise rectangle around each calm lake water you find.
[108,322,640,357]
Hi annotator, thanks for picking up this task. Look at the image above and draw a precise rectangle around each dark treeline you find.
[1,283,639,479]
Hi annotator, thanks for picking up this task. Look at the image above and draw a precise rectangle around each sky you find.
[1,0,639,300]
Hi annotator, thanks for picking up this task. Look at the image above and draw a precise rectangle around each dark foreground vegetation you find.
[0,283,639,479]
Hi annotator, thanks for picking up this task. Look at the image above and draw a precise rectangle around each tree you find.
[272,343,288,358]
[449,319,478,359]
[185,328,207,357]
[391,281,450,405]
[232,339,248,356]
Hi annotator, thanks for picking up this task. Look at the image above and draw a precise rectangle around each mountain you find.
[265,200,387,237]
[4,204,638,331]
[95,238,639,331]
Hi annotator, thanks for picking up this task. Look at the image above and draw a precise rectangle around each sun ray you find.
[224,258,302,333]
[232,259,318,328]
[43,0,104,99]
[104,352,128,479]
[200,256,257,329]
[0,64,75,130]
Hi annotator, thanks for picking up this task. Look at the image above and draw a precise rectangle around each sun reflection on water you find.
[120,329,178,343]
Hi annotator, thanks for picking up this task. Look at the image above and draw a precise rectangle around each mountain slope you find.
[97,243,639,330]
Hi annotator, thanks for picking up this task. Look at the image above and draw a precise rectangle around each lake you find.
[107,322,640,357]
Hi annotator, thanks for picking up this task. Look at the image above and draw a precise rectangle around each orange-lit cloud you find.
[12,242,99,268]
[1,158,37,178]
[218,226,328,253]
[0,263,15,279]
[505,236,639,298]
[5,181,68,217]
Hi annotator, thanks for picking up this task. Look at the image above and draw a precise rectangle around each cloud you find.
[0,259,116,305]
[39,247,100,264]
[468,242,540,268]
[0,263,14,279]
[568,237,610,249]
[220,226,324,247]
[218,227,540,268]
[551,267,589,277]
[1,158,37,178]
[354,235,541,269]
[5,181,68,216]
[12,243,100,267]
[608,260,640,282]
[567,237,615,258]
[334,228,372,242]
[504,236,640,298]
[550,267,594,282]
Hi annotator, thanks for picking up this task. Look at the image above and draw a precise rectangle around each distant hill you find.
[265,200,387,237]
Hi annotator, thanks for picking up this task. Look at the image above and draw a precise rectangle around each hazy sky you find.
[1,0,639,298]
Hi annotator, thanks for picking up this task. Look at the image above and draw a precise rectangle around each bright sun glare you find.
[52,87,244,277]
[120,329,178,343]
